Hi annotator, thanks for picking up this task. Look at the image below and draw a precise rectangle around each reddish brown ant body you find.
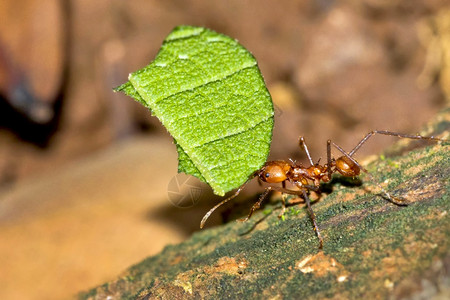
[200,130,448,248]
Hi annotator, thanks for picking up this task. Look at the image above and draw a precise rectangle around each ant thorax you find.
[287,165,310,186]
[286,164,329,187]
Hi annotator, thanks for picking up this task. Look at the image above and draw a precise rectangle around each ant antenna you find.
[200,177,253,228]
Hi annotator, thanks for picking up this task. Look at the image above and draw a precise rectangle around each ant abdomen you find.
[335,156,360,177]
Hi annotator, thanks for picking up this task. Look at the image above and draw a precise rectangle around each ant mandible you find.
[200,130,448,248]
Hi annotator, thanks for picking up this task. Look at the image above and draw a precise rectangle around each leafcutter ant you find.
[200,130,448,248]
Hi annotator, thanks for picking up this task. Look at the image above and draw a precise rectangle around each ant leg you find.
[349,130,446,156]
[332,142,409,206]
[238,187,273,222]
[248,185,323,248]
[265,185,324,248]
[278,181,288,218]
[270,185,319,193]
[257,177,263,186]
[239,185,318,222]
[278,193,288,219]
[332,129,448,202]
[299,136,314,166]
[301,189,324,249]
[200,177,253,228]
[326,139,333,179]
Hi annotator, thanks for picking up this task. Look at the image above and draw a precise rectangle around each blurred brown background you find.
[0,0,449,299]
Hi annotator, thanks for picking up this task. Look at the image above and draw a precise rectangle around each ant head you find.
[258,161,292,183]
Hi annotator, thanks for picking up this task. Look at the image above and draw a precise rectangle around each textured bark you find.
[80,109,449,300]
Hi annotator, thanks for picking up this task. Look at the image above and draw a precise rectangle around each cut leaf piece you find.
[116,25,274,196]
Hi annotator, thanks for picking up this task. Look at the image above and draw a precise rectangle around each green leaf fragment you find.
[116,25,274,196]
[114,81,148,107]
[176,142,205,182]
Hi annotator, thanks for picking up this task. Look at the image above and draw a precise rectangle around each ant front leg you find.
[278,181,288,218]
[238,187,273,223]
[279,193,288,219]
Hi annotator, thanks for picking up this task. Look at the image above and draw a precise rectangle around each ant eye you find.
[265,173,270,178]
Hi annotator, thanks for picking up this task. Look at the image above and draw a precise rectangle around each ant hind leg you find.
[331,141,410,206]
[349,130,446,157]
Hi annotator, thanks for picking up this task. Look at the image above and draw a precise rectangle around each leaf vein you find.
[153,64,257,104]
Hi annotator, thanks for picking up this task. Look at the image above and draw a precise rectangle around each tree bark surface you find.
[80,109,450,300]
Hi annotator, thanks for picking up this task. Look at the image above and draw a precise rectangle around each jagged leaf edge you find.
[114,81,205,181]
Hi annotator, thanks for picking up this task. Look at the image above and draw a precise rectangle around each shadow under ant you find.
[319,174,363,194]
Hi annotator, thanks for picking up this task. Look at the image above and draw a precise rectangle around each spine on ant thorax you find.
[289,165,330,186]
